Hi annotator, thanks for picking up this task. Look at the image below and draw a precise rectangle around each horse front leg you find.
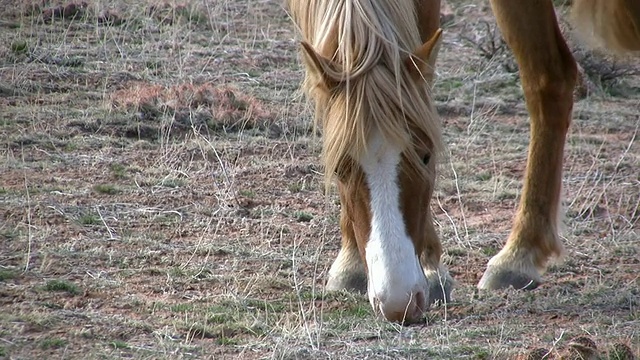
[326,181,367,293]
[479,0,578,290]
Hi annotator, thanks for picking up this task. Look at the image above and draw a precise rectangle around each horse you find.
[287,0,640,323]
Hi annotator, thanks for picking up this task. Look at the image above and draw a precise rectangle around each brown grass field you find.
[0,1,638,359]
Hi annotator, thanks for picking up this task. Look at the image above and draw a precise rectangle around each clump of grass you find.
[40,338,67,350]
[161,177,186,188]
[63,141,79,151]
[238,189,255,198]
[606,343,636,360]
[481,246,498,257]
[44,279,80,295]
[110,163,128,179]
[339,303,372,318]
[78,213,100,225]
[170,303,195,313]
[288,182,303,193]
[110,341,129,349]
[184,322,263,345]
[0,229,19,240]
[110,82,274,137]
[94,184,120,195]
[216,336,239,346]
[446,248,467,257]
[457,345,491,359]
[294,211,313,222]
[474,172,492,181]
[148,3,208,27]
[169,266,192,278]
[0,269,17,281]
[145,61,161,70]
[208,313,233,324]
[11,40,28,54]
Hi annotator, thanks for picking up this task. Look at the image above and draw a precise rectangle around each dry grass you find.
[0,0,638,359]
[458,5,640,98]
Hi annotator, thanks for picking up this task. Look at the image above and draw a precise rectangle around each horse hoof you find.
[426,269,454,304]
[326,271,367,294]
[477,266,540,290]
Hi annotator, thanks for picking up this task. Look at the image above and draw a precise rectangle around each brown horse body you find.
[288,0,639,323]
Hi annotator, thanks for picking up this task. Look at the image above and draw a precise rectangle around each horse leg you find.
[479,0,578,290]
[420,211,454,304]
[326,182,367,293]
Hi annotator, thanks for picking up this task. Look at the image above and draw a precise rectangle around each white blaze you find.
[359,129,429,320]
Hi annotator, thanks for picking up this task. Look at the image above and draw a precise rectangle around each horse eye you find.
[422,154,430,165]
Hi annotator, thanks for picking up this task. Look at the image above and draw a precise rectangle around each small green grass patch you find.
[44,279,80,295]
[0,269,18,282]
[110,340,129,349]
[11,40,28,54]
[110,163,128,179]
[78,213,101,225]
[294,211,313,222]
[94,184,120,195]
[160,177,186,188]
[207,312,234,324]
[481,246,498,257]
[238,189,256,198]
[0,229,20,240]
[288,182,303,193]
[40,338,67,350]
[170,303,195,313]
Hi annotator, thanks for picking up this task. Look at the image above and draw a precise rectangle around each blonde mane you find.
[288,0,443,187]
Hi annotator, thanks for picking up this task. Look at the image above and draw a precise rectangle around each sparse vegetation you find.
[0,269,18,281]
[10,40,28,54]
[110,341,129,349]
[460,17,639,92]
[294,210,314,222]
[93,183,120,195]
[40,338,67,350]
[0,0,637,359]
[160,177,186,188]
[288,181,303,193]
[574,50,640,93]
[170,303,194,313]
[78,213,101,225]
[238,189,256,198]
[461,21,518,73]
[0,229,19,240]
[109,163,128,179]
[44,279,80,295]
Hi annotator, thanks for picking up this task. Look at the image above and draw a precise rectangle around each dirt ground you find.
[0,1,638,359]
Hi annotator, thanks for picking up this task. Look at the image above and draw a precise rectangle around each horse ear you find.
[300,42,341,88]
[406,28,443,83]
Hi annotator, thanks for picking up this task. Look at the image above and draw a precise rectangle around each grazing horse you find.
[287,0,640,323]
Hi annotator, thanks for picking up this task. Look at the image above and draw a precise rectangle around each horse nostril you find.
[422,153,430,165]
